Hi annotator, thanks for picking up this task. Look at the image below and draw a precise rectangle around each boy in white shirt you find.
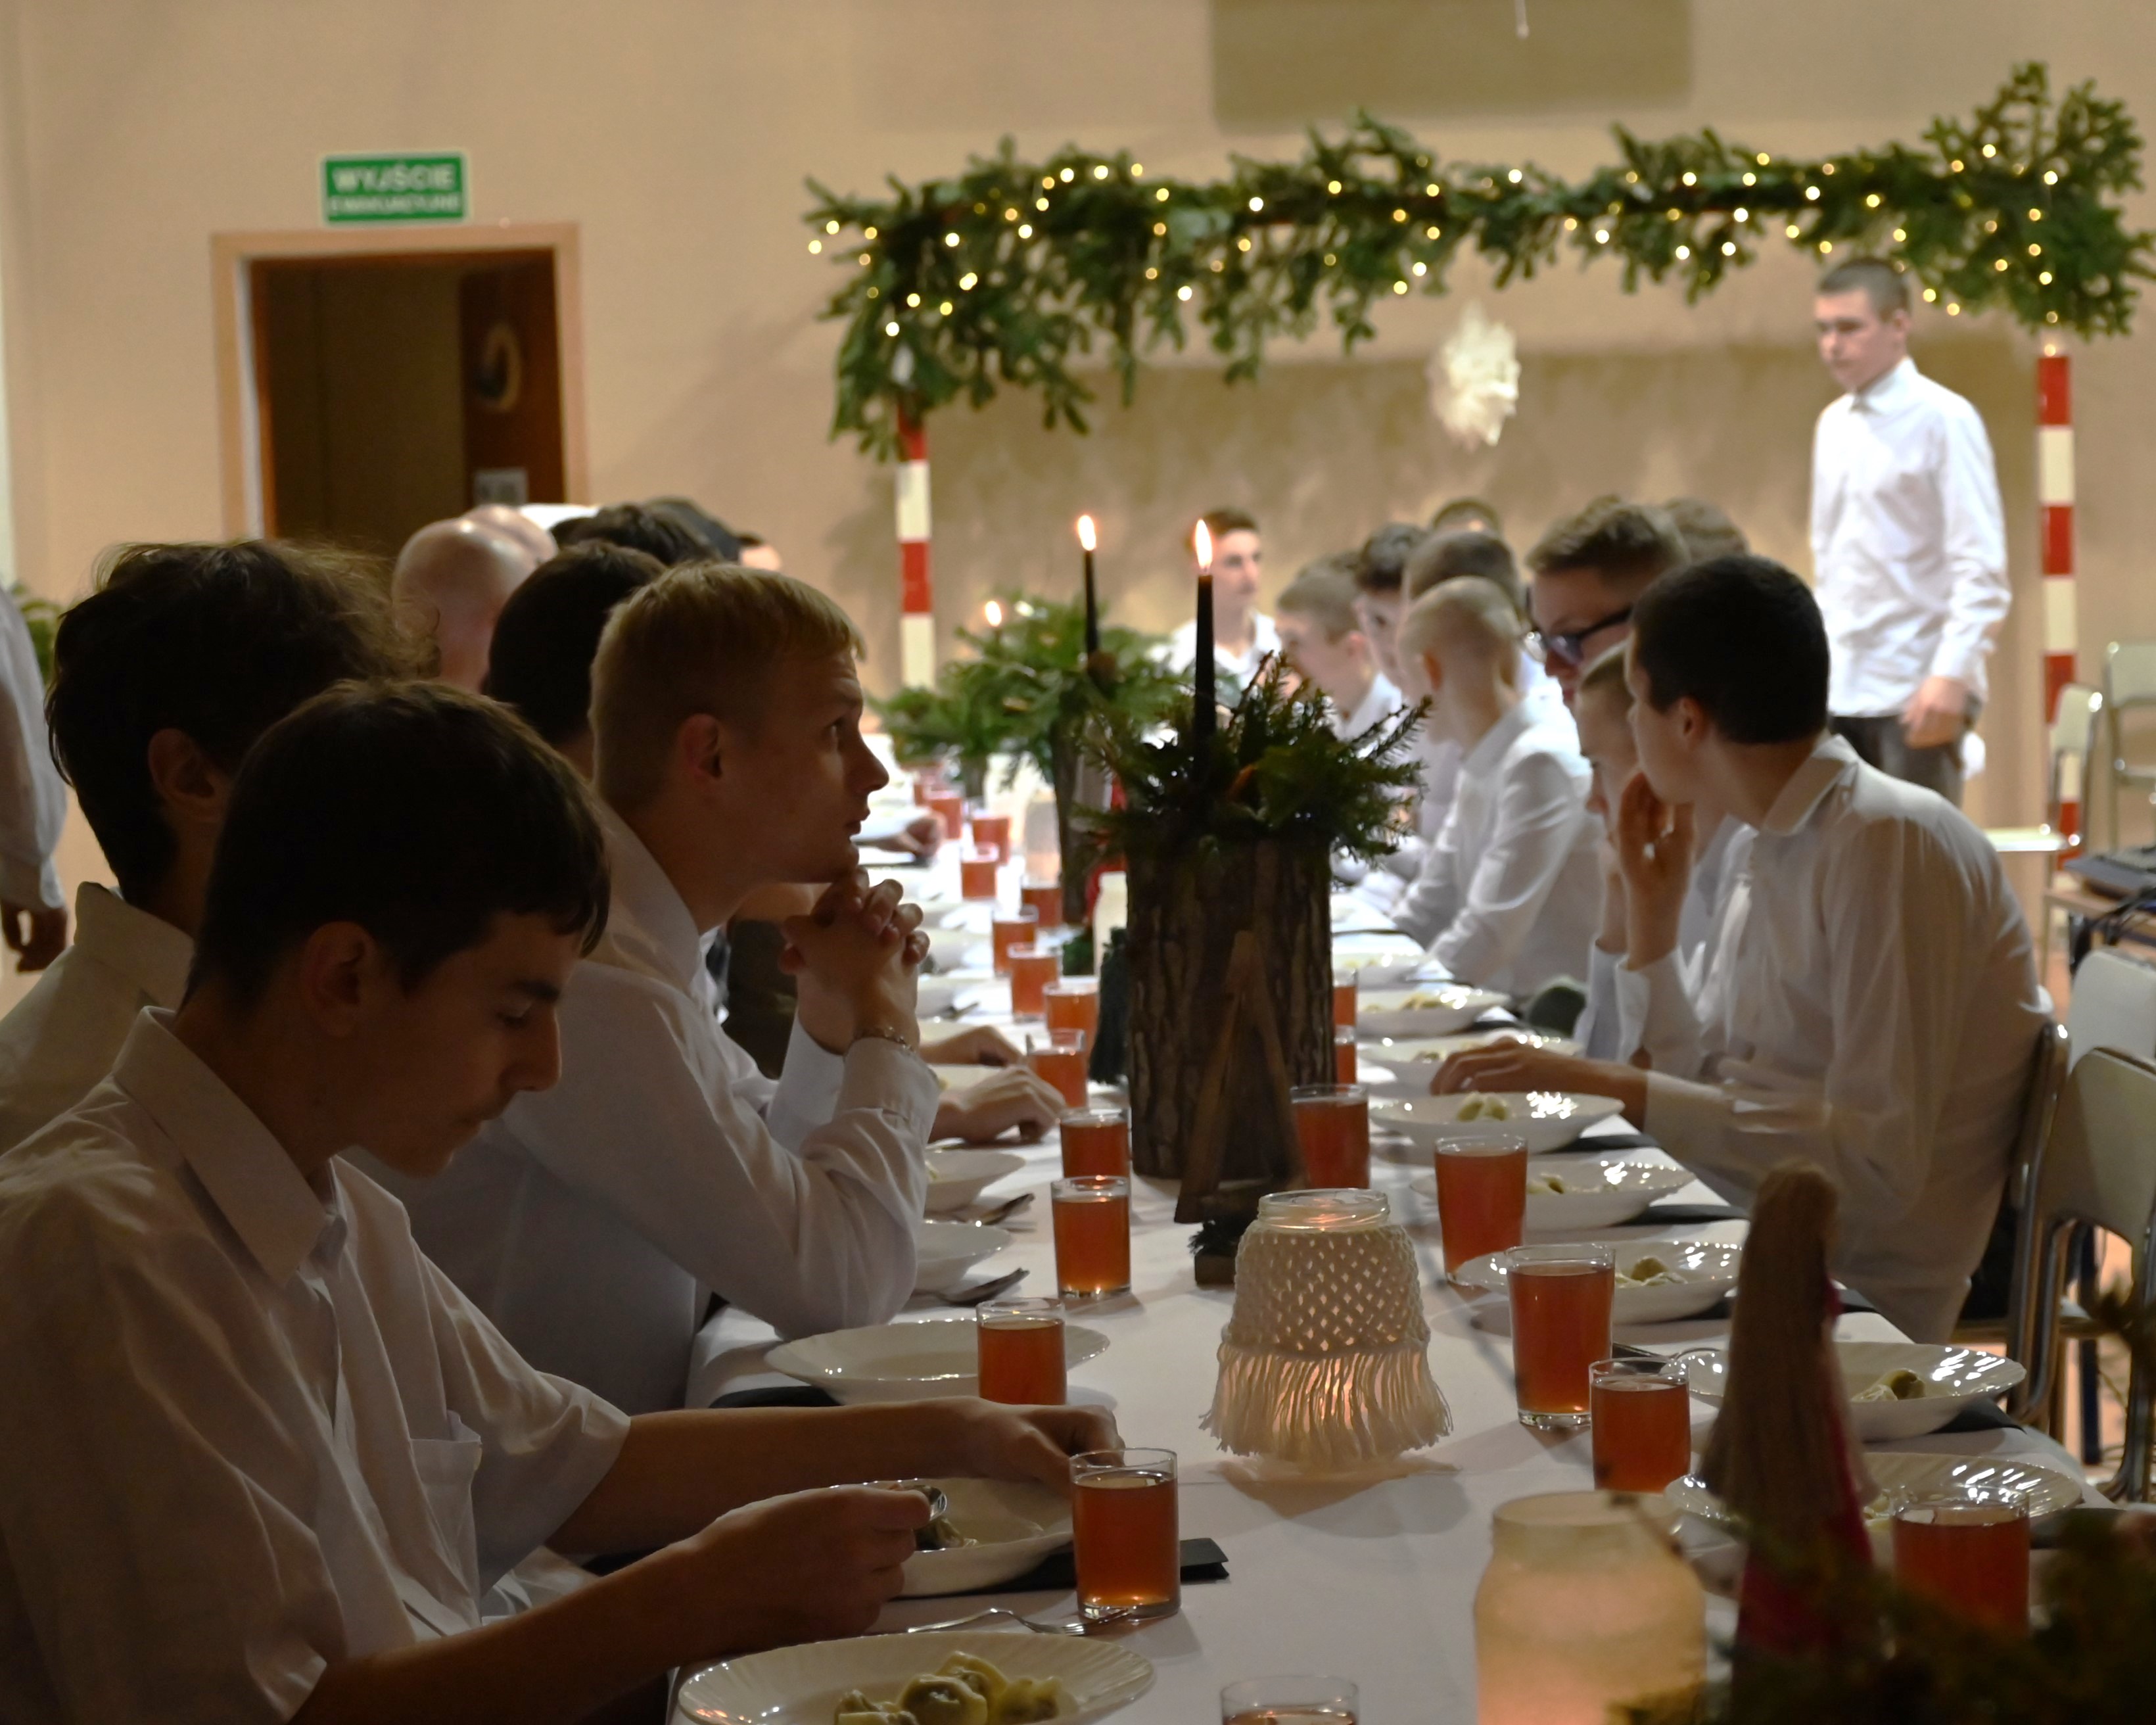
[0,681,1103,1724]
[1390,577,1599,993]
[1275,554,1401,739]
[1436,555,2046,1339]
[0,541,414,1151]
[380,567,1028,1415]
[1166,507,1277,689]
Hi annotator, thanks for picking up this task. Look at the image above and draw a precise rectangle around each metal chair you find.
[2005,1044,2156,1500]
[2104,644,2156,844]
[1984,681,2097,859]
[2068,947,2156,1070]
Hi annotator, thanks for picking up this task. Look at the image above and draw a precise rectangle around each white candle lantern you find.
[1203,1189,1450,1471]
[1474,1491,1706,1724]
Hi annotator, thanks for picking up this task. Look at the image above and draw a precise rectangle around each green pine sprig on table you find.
[1088,655,1424,866]
[806,62,2151,459]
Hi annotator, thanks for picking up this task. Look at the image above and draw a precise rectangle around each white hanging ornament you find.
[1429,302,1520,450]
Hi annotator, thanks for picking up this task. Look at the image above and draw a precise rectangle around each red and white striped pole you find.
[2037,347,2078,842]
[896,413,935,688]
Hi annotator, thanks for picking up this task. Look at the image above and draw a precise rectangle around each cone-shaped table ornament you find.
[1204,1189,1451,1470]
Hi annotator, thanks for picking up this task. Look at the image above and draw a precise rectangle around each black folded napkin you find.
[1634,1201,1745,1225]
[711,1384,842,1409]
[953,1536,1228,1597]
[1582,1130,1663,1152]
[1937,1398,2021,1434]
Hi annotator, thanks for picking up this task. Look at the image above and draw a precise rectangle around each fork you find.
[901,1605,1138,1638]
[972,1192,1034,1227]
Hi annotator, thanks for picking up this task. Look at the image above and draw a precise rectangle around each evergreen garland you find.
[807,64,2151,459]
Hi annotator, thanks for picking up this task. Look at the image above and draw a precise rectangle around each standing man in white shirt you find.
[0,542,413,1150]
[0,681,1106,1724]
[1390,577,1600,993]
[1812,258,2009,806]
[1436,555,2046,1339]
[1167,507,1278,689]
[0,588,66,971]
[379,567,949,1415]
[1275,554,1401,738]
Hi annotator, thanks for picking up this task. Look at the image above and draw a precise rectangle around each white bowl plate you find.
[1373,1091,1625,1155]
[767,1317,1110,1404]
[922,1148,1029,1215]
[1681,1339,2028,1442]
[1452,1237,1741,1324]
[1358,985,1509,1039]
[913,1219,1013,1294]
[1411,1152,1695,1231]
[1668,1449,2082,1528]
[922,925,989,973]
[899,1477,1074,1597]
[678,1630,1153,1725]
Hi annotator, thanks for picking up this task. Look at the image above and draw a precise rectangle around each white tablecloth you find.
[682,847,2090,1722]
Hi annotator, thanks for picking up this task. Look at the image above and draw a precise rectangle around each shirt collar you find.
[74,884,194,1008]
[594,802,705,991]
[1462,700,1535,778]
[112,1009,336,1285]
[1757,733,1860,837]
[1852,355,1918,414]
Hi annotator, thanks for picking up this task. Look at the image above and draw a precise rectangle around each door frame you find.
[210,222,588,537]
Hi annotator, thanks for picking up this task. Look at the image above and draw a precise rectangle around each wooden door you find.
[459,256,566,507]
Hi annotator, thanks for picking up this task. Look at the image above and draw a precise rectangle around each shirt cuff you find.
[840,1033,941,1143]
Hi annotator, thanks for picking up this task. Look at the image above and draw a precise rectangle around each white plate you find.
[900,1477,1074,1597]
[1358,985,1509,1038]
[678,1630,1152,1725]
[1681,1340,2028,1442]
[1356,1033,1581,1095]
[922,1149,1029,1215]
[917,977,959,1020]
[1410,1150,1693,1229]
[914,1219,1013,1294]
[1668,1450,2082,1528]
[1372,1091,1624,1155]
[767,1318,1111,1404]
[922,926,990,972]
[1453,1237,1742,1324]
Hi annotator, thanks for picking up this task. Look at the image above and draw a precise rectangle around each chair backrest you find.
[2030,1046,2156,1244]
[2067,949,2156,1070]
[2053,683,2101,757]
[2105,640,2156,708]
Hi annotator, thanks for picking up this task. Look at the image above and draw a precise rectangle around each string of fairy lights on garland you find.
[805,63,2151,460]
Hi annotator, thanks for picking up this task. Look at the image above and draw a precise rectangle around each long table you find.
[684,851,2093,1722]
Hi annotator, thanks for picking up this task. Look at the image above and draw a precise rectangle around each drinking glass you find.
[926,787,964,840]
[1052,1174,1131,1298]
[1290,1083,1370,1189]
[1031,1029,1089,1108]
[975,1297,1067,1405]
[1892,1486,2031,1634]
[971,811,1012,862]
[990,907,1039,976]
[1432,1130,1529,1277]
[1060,1105,1131,1179]
[1021,878,1064,926]
[1073,1447,1179,1621]
[959,848,1000,901]
[1503,1244,1616,1430]
[1333,1028,1357,1084]
[1043,980,1100,1043]
[1221,1676,1359,1725]
[1589,1358,1693,1492]
[1332,972,1358,1029]
[1008,945,1060,1018]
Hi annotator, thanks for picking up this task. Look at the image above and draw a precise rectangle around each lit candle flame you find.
[1194,519,1213,573]
[983,599,1004,628]
[1076,513,1096,552]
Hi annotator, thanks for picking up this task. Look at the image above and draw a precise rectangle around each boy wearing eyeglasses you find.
[1522,499,1688,705]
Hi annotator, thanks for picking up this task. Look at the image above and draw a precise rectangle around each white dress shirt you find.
[1167,611,1282,690]
[1811,356,2009,715]
[1640,736,2048,1341]
[373,807,939,1415]
[0,592,62,911]
[1392,703,1601,994]
[0,1012,628,1724]
[0,883,193,1150]
[1329,670,1403,741]
[1610,818,1754,1074]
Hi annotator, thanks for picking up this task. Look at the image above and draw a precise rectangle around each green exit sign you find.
[321,153,467,224]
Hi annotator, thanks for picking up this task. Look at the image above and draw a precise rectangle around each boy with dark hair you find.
[1660,496,1748,565]
[1524,497,1687,703]
[555,502,710,568]
[0,682,1102,1722]
[1429,496,1503,538]
[1403,529,1520,611]
[1168,506,1275,687]
[1439,555,2045,1340]
[1275,554,1399,739]
[0,541,414,1149]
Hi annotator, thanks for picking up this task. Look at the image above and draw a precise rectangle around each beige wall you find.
[3,0,2154,872]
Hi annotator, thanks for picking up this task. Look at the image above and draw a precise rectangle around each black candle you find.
[1077,514,1100,656]
[1193,520,1216,742]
